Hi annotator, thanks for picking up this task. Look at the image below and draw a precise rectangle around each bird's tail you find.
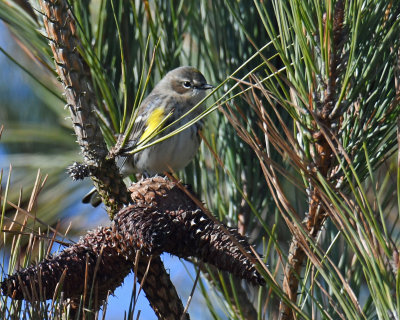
[82,188,102,207]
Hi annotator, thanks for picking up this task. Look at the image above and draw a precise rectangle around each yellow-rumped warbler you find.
[83,66,213,206]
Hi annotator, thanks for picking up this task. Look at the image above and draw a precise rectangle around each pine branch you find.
[279,2,345,319]
[39,0,128,214]
[1,177,265,318]
[36,0,186,318]
[1,226,187,319]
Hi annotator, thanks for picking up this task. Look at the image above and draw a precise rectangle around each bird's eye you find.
[183,81,192,88]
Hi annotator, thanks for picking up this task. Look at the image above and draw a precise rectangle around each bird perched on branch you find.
[83,66,213,206]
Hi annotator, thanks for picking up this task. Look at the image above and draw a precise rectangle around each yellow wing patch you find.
[139,107,165,142]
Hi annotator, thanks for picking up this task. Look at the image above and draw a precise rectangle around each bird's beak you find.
[200,83,214,90]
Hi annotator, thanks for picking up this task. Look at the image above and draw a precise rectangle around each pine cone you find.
[123,177,266,285]
[1,177,264,316]
[1,226,132,301]
[1,226,187,319]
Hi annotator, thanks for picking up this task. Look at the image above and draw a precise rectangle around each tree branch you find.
[1,177,265,319]
[36,0,187,318]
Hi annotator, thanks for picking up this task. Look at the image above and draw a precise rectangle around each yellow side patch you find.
[140,107,165,142]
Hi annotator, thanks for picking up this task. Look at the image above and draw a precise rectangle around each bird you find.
[82,66,213,206]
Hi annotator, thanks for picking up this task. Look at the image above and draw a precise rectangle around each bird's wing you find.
[119,93,166,155]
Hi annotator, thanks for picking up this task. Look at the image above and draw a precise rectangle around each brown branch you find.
[1,177,265,318]
[36,0,186,318]
[39,0,128,214]
[279,2,345,319]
